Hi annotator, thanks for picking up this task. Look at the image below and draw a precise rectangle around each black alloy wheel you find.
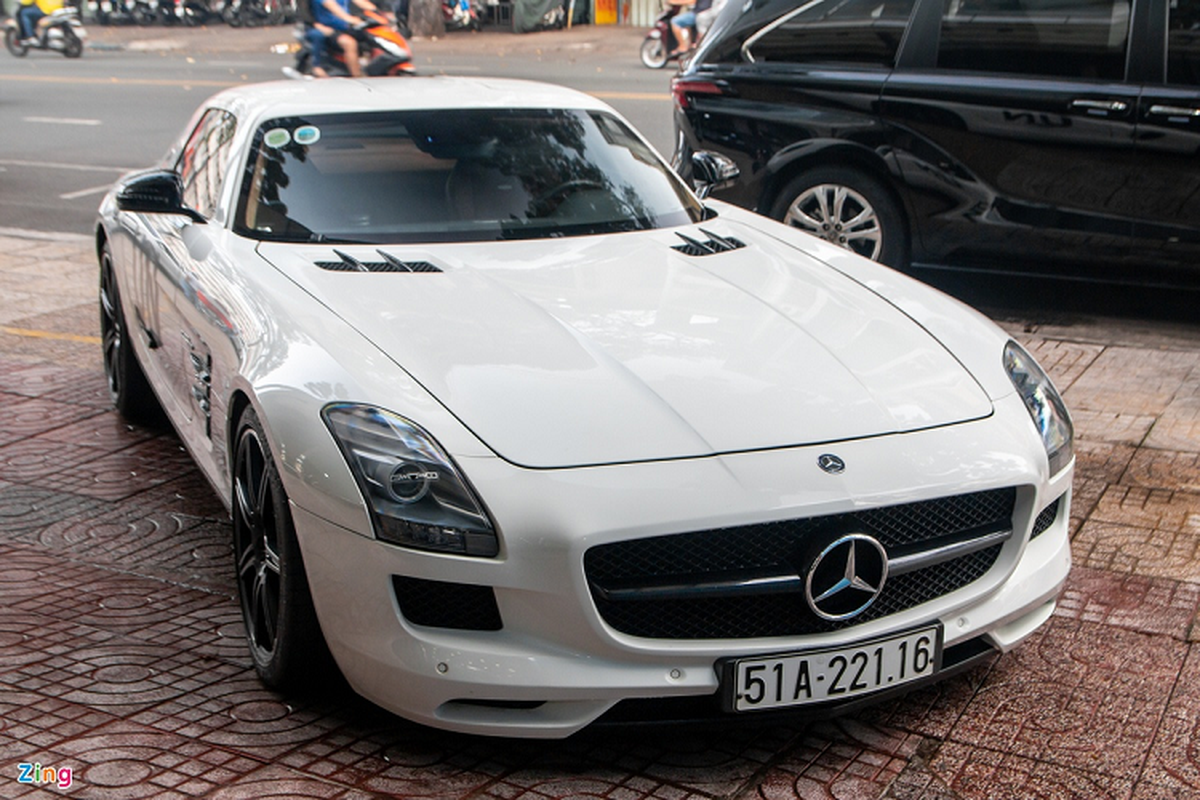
[99,243,158,421]
[233,407,332,690]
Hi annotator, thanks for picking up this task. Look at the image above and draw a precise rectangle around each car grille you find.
[584,488,1017,640]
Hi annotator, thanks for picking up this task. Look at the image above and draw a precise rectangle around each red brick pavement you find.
[1,230,1199,799]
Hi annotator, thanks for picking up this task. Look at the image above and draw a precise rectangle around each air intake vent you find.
[315,249,442,273]
[672,229,746,257]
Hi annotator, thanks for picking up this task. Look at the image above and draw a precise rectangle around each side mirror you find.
[115,169,206,223]
[691,151,740,199]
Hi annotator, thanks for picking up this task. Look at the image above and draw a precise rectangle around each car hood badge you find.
[817,454,845,474]
[805,533,889,621]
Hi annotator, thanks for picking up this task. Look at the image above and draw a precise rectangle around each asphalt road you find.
[0,22,673,235]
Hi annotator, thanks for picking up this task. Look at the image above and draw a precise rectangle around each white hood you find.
[259,222,992,468]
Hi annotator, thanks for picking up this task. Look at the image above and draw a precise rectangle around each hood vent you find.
[672,229,746,257]
[315,249,442,273]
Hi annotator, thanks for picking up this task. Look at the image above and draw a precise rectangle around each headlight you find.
[323,404,498,557]
[1003,341,1073,476]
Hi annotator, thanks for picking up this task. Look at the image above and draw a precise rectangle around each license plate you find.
[726,625,942,712]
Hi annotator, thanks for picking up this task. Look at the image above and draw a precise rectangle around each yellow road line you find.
[0,74,239,88]
[1,326,101,345]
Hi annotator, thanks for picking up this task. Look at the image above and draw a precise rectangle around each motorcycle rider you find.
[16,0,64,46]
[310,0,382,77]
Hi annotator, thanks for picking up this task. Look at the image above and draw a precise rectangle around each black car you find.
[672,0,1200,288]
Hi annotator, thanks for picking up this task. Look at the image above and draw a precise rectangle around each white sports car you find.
[96,77,1073,738]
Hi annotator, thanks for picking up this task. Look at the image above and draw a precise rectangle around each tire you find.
[99,243,160,422]
[63,29,83,57]
[640,36,666,69]
[770,166,907,268]
[233,407,333,691]
[5,27,29,57]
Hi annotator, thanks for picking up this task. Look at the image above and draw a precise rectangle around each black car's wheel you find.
[5,28,29,56]
[770,166,907,268]
[99,243,159,422]
[233,407,331,690]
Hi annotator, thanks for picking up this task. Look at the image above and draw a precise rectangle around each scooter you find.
[640,3,684,69]
[4,7,86,57]
[283,10,414,78]
[442,0,481,31]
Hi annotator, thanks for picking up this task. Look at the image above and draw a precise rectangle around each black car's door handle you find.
[1148,104,1200,118]
[1069,98,1129,114]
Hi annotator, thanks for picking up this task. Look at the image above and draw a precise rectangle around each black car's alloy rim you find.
[786,184,883,261]
[234,426,282,661]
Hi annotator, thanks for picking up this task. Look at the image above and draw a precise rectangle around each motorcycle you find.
[640,3,684,69]
[283,10,414,78]
[158,0,212,25]
[5,7,86,57]
[222,0,284,26]
[442,0,482,31]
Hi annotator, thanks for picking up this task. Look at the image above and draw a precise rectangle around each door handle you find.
[1148,104,1200,118]
[1070,99,1129,113]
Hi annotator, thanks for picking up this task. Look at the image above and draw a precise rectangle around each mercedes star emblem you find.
[817,454,845,474]
[805,533,889,621]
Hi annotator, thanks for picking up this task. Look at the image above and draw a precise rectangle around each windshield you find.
[235,108,704,244]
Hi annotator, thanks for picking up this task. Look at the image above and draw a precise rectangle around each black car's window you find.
[177,109,238,220]
[1169,0,1200,85]
[936,0,1130,80]
[743,0,917,66]
[235,109,703,244]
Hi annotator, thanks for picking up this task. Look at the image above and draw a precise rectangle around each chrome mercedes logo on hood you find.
[805,533,888,621]
[817,454,845,474]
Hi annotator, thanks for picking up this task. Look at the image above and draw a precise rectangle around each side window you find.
[744,0,918,66]
[176,109,238,220]
[1169,0,1200,86]
[936,0,1130,80]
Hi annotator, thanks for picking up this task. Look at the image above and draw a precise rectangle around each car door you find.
[153,108,239,456]
[1129,0,1200,285]
[879,0,1141,279]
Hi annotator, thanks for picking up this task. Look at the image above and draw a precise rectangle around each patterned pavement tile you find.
[0,489,104,537]
[0,397,105,449]
[10,719,268,799]
[864,662,995,741]
[1055,565,1200,640]
[0,690,123,754]
[1124,450,1200,495]
[0,437,121,485]
[926,741,1134,799]
[130,602,248,668]
[1070,409,1157,446]
[750,720,920,800]
[947,617,1183,781]
[1137,645,1200,796]
[1064,346,1197,417]
[203,764,377,799]
[34,438,199,502]
[128,673,349,761]
[1072,518,1200,584]
[0,641,244,718]
[128,476,230,524]
[0,361,98,400]
[27,506,233,593]
[1,545,230,639]
[1073,439,1137,486]
[36,411,164,452]
[0,611,125,676]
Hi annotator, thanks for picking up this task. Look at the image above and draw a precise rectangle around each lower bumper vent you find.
[392,576,502,631]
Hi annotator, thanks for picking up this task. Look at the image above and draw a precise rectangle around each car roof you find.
[207,76,615,124]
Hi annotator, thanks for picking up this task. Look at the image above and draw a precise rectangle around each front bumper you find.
[293,402,1071,738]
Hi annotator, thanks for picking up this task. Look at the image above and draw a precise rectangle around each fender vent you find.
[315,249,442,273]
[672,229,746,257]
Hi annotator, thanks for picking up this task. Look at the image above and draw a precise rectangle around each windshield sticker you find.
[263,128,292,149]
[294,125,321,145]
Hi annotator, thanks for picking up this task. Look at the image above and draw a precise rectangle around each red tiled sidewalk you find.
[1,230,1200,799]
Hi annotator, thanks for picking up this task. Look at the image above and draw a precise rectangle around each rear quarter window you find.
[743,0,918,65]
